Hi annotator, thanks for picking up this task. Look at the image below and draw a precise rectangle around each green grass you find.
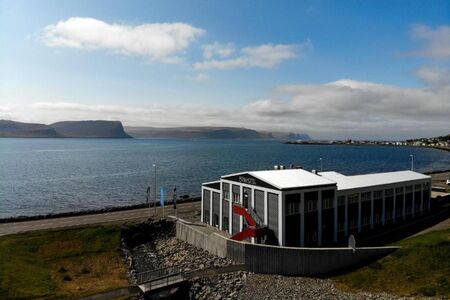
[0,225,129,299]
[335,228,450,297]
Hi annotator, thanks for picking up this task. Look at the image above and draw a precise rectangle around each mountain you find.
[0,120,131,138]
[125,126,264,139]
[125,126,311,140]
[50,121,131,138]
[0,120,61,138]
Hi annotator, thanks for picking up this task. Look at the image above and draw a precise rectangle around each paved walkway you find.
[0,202,200,236]
[411,215,450,237]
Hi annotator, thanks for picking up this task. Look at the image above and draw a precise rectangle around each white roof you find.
[224,169,336,190]
[319,170,430,191]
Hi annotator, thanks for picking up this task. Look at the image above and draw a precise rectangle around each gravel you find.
[122,219,420,299]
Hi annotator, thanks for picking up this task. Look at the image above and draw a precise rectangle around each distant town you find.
[286,134,450,151]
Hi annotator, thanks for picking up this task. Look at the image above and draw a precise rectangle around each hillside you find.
[51,121,131,138]
[0,120,61,138]
[125,126,310,140]
[0,120,131,138]
[126,126,263,139]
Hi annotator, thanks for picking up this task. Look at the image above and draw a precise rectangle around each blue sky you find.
[0,0,449,139]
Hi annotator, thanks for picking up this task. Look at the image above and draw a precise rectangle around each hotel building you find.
[201,168,431,247]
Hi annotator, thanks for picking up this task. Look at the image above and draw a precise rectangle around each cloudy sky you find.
[0,0,449,140]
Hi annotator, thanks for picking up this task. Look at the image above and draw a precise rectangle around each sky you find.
[0,0,449,140]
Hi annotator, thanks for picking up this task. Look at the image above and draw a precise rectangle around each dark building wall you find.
[268,192,279,245]
[254,189,265,224]
[222,200,230,231]
[212,191,220,226]
[285,193,301,247]
[203,189,211,224]
[304,191,318,246]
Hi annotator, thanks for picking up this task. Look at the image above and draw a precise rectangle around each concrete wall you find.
[176,220,398,276]
[176,221,227,258]
[244,244,397,275]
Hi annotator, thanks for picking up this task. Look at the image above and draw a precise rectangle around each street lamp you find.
[153,163,157,217]
[410,154,414,171]
[319,158,323,172]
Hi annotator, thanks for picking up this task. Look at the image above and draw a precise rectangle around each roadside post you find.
[160,186,165,218]
[173,187,177,217]
[146,186,151,219]
[153,163,157,216]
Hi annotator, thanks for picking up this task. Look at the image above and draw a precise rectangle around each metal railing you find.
[247,206,265,228]
[136,266,182,284]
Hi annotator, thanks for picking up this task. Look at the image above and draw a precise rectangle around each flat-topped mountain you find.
[51,121,131,138]
[0,120,61,138]
[0,120,131,138]
[126,126,269,139]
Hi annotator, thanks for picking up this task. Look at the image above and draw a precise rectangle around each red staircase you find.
[230,204,267,241]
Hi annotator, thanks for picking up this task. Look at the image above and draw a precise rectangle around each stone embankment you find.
[121,219,406,300]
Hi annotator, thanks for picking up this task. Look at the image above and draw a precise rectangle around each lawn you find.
[0,225,129,299]
[335,228,450,297]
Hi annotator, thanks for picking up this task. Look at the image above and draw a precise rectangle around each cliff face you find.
[50,121,131,138]
[0,120,61,138]
[0,120,131,138]
[125,126,266,139]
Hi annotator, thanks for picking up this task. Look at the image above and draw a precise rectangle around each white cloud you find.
[202,42,235,59]
[410,24,450,59]
[194,41,311,70]
[187,73,209,82]
[21,74,449,140]
[416,66,450,87]
[42,17,205,63]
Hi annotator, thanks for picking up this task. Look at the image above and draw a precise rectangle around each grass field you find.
[335,228,450,297]
[0,225,129,299]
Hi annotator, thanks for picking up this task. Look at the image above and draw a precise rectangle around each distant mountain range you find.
[0,120,131,138]
[0,120,311,140]
[125,126,311,140]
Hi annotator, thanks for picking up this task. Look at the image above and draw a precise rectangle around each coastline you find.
[285,141,450,152]
[0,197,200,224]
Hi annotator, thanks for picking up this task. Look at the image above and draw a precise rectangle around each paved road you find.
[0,201,201,236]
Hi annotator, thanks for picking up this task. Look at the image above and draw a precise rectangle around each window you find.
[322,198,333,209]
[361,192,371,202]
[322,190,334,209]
[405,186,413,193]
[338,195,345,206]
[286,201,300,215]
[232,192,240,204]
[385,189,393,197]
[306,199,317,212]
[223,190,230,201]
[223,217,229,231]
[395,187,403,195]
[415,184,421,191]
[374,191,383,200]
[204,210,210,223]
[348,193,358,204]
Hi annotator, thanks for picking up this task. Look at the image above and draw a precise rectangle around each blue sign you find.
[160,187,164,207]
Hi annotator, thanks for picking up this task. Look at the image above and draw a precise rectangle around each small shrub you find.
[418,286,436,297]
[63,275,72,281]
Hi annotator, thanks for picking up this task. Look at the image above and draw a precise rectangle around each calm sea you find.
[0,138,449,218]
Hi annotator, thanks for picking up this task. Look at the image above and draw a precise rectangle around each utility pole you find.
[173,186,177,218]
[146,186,151,219]
[410,154,414,171]
[153,163,157,217]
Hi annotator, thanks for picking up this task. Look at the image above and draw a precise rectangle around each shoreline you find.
[0,197,200,224]
[285,142,450,153]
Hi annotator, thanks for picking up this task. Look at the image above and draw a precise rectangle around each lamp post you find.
[410,154,414,171]
[153,163,157,217]
[319,158,323,172]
